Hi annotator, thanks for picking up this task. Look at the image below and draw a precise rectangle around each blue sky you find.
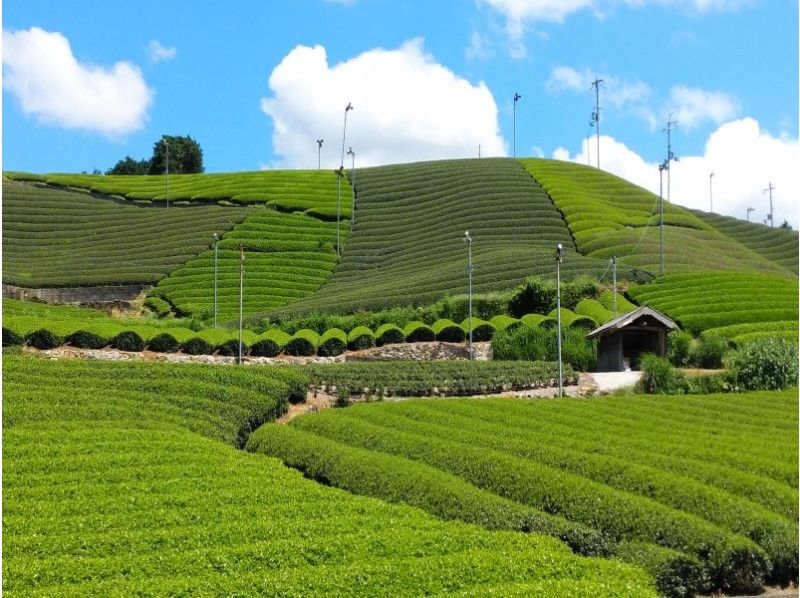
[3,0,798,223]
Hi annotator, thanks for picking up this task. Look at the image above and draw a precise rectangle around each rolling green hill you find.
[258,392,798,595]
[520,159,792,278]
[2,179,249,287]
[271,158,627,316]
[689,209,798,275]
[2,355,656,597]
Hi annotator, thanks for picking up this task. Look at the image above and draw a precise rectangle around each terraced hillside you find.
[521,159,792,277]
[256,392,799,596]
[690,209,799,275]
[6,170,348,218]
[628,271,799,338]
[2,356,656,597]
[2,179,249,287]
[152,209,346,319]
[276,159,624,315]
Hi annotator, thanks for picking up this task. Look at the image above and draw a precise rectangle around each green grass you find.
[628,272,799,334]
[690,209,798,275]
[6,169,349,215]
[2,355,657,597]
[263,391,798,595]
[153,209,347,320]
[2,179,249,287]
[275,159,623,315]
[521,159,792,278]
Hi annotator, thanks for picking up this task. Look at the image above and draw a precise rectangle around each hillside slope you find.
[274,158,623,315]
[521,159,792,278]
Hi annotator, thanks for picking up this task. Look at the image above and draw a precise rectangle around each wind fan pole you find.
[611,256,617,318]
[238,243,244,365]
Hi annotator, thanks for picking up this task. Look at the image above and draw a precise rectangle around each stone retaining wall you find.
[3,283,150,305]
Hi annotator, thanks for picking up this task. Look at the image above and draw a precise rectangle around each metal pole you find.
[746,207,754,222]
[764,183,775,227]
[513,92,521,159]
[611,256,617,318]
[317,139,323,170]
[238,243,244,365]
[659,161,666,276]
[347,147,356,225]
[213,233,218,328]
[591,78,603,170]
[337,103,353,257]
[465,231,473,360]
[556,244,563,398]
[709,172,714,213]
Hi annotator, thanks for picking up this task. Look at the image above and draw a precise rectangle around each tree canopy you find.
[105,135,204,176]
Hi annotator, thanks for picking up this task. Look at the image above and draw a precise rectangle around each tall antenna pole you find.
[709,172,714,213]
[238,243,244,365]
[337,102,353,257]
[664,114,678,203]
[347,147,356,225]
[763,182,775,227]
[316,139,323,170]
[213,233,218,328]
[513,92,521,158]
[746,206,754,222]
[465,231,473,360]
[590,78,604,170]
[659,162,666,273]
[555,243,564,398]
[611,256,617,318]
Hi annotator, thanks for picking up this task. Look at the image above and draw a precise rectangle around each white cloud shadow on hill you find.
[554,117,799,228]
[260,39,507,169]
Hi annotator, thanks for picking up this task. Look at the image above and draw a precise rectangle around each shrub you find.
[335,386,351,407]
[318,328,347,357]
[111,331,145,352]
[144,295,172,318]
[251,329,291,357]
[147,332,180,353]
[689,335,728,369]
[217,338,247,357]
[508,277,556,317]
[667,331,693,366]
[489,315,523,332]
[26,328,64,350]
[726,337,799,391]
[614,541,709,598]
[560,276,601,310]
[492,326,594,370]
[562,329,597,372]
[638,353,688,394]
[347,326,375,351]
[2,327,24,347]
[375,323,405,346]
[687,372,734,395]
[432,319,465,343]
[403,321,435,343]
[67,330,108,349]
[461,318,496,342]
[181,337,214,355]
[284,329,320,356]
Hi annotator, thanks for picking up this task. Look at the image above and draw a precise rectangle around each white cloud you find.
[546,66,651,108]
[466,30,493,61]
[665,85,739,130]
[147,40,176,63]
[260,39,506,168]
[2,27,153,137]
[554,118,799,227]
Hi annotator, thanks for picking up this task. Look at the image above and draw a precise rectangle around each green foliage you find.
[147,331,181,353]
[148,134,204,175]
[375,323,405,346]
[628,272,798,335]
[689,334,728,369]
[106,155,150,175]
[726,337,799,391]
[2,326,24,347]
[144,295,172,318]
[522,158,790,277]
[278,397,786,594]
[317,328,347,357]
[489,314,522,332]
[614,541,709,598]
[250,328,291,357]
[403,321,435,343]
[304,361,571,398]
[460,317,496,342]
[284,329,320,356]
[432,318,465,343]
[25,328,63,350]
[667,330,693,366]
[111,330,145,352]
[347,325,375,351]
[492,325,596,371]
[67,329,109,349]
[509,275,601,317]
[181,336,214,355]
[638,354,688,394]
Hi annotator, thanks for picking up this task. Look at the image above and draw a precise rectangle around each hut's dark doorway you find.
[622,329,662,370]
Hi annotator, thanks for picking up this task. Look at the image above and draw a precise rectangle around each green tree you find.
[148,135,204,175]
[779,219,793,230]
[106,155,151,175]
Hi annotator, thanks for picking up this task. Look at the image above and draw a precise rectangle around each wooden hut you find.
[587,306,678,372]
